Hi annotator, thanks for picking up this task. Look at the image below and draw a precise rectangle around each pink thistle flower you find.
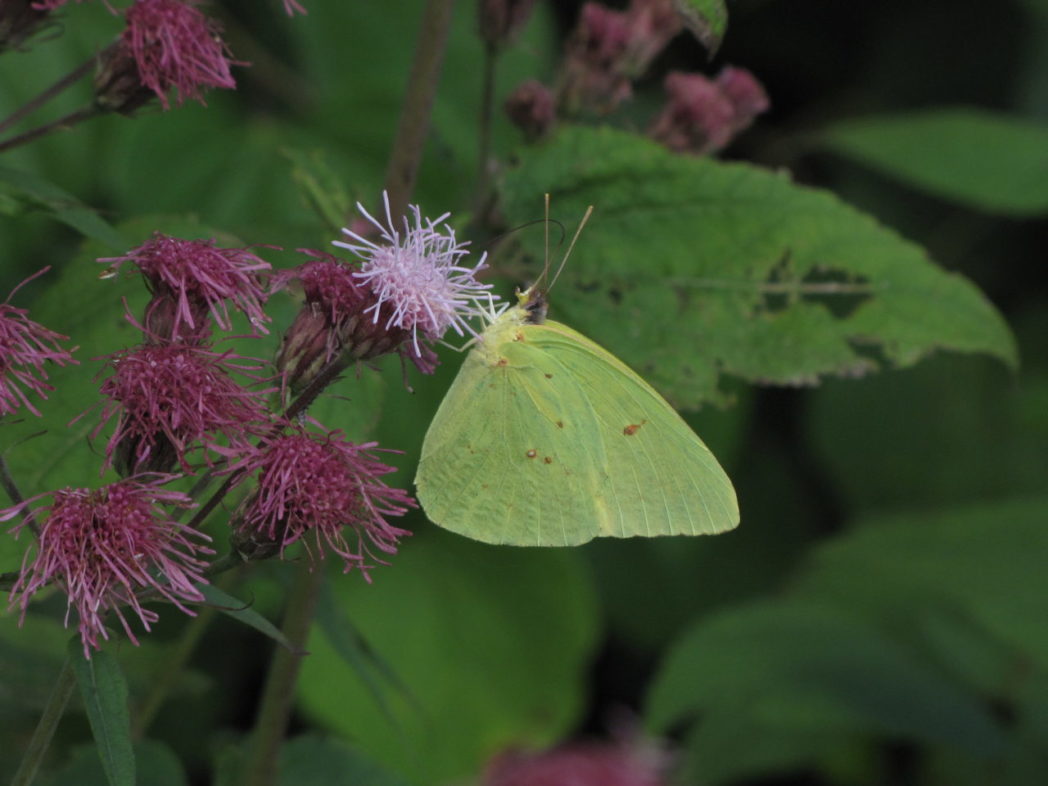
[333,192,495,359]
[484,739,669,786]
[505,79,556,141]
[0,268,78,418]
[99,233,271,341]
[282,0,306,15]
[96,0,239,113]
[559,2,633,113]
[223,427,413,575]
[715,65,770,132]
[2,476,213,659]
[94,343,272,475]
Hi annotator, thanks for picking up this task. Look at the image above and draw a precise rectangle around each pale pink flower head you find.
[2,475,212,658]
[333,192,495,360]
[224,427,414,575]
[95,0,239,113]
[0,268,78,418]
[100,233,271,342]
[95,343,272,475]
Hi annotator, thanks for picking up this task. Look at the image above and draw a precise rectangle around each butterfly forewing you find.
[416,316,739,546]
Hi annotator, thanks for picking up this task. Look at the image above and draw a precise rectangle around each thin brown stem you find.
[238,564,324,786]
[9,657,76,786]
[474,42,498,217]
[0,454,38,536]
[0,56,96,137]
[0,105,101,154]
[380,0,458,222]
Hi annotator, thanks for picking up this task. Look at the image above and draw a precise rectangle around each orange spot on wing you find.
[543,456,553,464]
[525,449,538,459]
[623,422,646,436]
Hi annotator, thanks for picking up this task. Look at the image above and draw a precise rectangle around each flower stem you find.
[0,105,101,154]
[239,564,324,786]
[9,657,75,786]
[0,453,38,536]
[132,571,236,739]
[474,42,498,216]
[380,0,457,223]
[0,55,96,137]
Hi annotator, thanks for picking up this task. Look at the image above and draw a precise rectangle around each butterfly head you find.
[517,284,548,325]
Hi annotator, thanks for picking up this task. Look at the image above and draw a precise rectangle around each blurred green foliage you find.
[1,0,1045,785]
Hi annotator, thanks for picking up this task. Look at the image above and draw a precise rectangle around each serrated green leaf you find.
[279,735,414,786]
[819,109,1048,216]
[0,165,127,250]
[198,583,303,655]
[298,529,599,785]
[673,0,728,56]
[498,126,1017,409]
[69,641,135,786]
[646,600,1007,776]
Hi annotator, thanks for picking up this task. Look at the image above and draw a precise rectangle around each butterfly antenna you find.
[548,205,594,293]
[542,193,551,289]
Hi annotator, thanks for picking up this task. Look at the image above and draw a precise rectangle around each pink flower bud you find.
[478,0,538,48]
[716,65,770,131]
[505,80,555,141]
[648,71,737,155]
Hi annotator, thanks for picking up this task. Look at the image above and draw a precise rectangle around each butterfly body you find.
[415,288,739,546]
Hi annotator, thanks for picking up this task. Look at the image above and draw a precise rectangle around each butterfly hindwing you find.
[416,317,739,546]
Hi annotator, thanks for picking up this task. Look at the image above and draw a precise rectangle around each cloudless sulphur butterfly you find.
[415,205,739,546]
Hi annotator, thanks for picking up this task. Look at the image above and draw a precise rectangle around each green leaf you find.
[0,165,128,250]
[40,741,187,786]
[197,583,304,655]
[819,109,1048,216]
[69,641,135,786]
[279,735,415,786]
[298,529,599,785]
[673,0,729,56]
[646,600,1007,782]
[499,126,1017,409]
[792,497,1048,673]
[283,148,354,236]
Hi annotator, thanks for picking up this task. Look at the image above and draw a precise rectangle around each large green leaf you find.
[298,528,599,785]
[40,741,187,786]
[278,735,414,786]
[792,497,1048,673]
[498,127,1016,409]
[70,643,135,786]
[819,109,1048,216]
[646,600,1006,783]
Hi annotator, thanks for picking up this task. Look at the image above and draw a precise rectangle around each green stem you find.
[0,453,38,536]
[9,657,76,786]
[0,105,101,154]
[0,56,95,137]
[239,565,324,786]
[132,571,237,739]
[380,0,458,222]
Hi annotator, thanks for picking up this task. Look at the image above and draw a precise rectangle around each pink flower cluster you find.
[4,193,493,656]
[505,0,769,153]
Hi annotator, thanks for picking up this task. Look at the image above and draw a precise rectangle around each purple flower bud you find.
[0,268,78,418]
[715,65,770,132]
[94,0,240,113]
[647,71,737,155]
[505,80,555,141]
[2,476,213,658]
[484,738,669,786]
[221,427,414,575]
[94,343,272,475]
[99,233,271,342]
[478,0,537,48]
[1,0,54,53]
[559,3,633,114]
